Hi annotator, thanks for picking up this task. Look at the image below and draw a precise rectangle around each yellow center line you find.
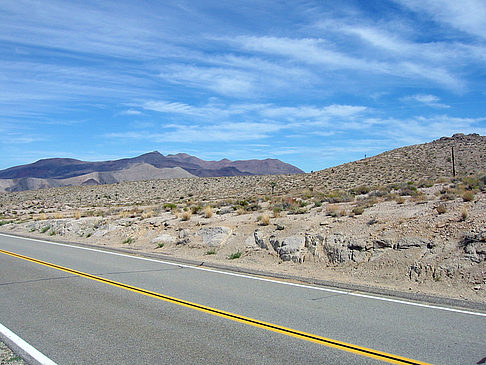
[0,248,432,365]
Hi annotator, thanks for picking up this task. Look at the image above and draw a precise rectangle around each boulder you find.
[277,236,306,263]
[254,230,267,249]
[152,234,175,245]
[269,235,281,251]
[463,231,486,262]
[197,226,232,247]
[324,233,370,264]
[305,233,323,257]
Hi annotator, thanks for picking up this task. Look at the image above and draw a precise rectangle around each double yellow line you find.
[0,248,431,364]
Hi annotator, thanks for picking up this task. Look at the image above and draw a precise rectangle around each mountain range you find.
[0,152,304,192]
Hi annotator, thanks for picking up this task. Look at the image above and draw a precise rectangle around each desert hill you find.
[0,151,304,192]
[1,133,484,206]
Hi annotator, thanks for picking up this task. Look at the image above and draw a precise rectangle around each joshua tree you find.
[270,182,277,194]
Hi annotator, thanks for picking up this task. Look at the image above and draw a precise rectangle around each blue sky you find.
[1,0,485,172]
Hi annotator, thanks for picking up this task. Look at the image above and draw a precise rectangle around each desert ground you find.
[1,173,485,306]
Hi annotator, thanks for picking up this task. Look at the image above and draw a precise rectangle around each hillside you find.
[0,152,304,192]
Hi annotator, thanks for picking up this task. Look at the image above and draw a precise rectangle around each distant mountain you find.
[0,152,304,192]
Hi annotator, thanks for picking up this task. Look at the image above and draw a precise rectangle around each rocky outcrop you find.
[197,226,232,247]
[269,235,306,263]
[463,230,486,263]
[323,233,371,264]
[253,230,267,249]
[152,234,175,245]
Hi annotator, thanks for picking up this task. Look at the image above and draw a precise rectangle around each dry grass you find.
[142,210,154,219]
[436,204,447,214]
[181,210,192,221]
[54,212,64,219]
[203,206,213,218]
[260,213,270,226]
[37,213,47,221]
[460,207,469,221]
[462,190,475,202]
[74,210,81,220]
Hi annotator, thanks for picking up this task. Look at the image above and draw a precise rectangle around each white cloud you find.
[230,35,463,89]
[106,121,285,143]
[159,65,254,96]
[260,104,367,119]
[394,0,486,39]
[401,94,450,108]
[121,109,143,115]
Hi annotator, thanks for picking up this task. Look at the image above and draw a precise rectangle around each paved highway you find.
[0,233,485,364]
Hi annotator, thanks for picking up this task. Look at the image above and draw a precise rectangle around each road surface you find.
[1,233,485,364]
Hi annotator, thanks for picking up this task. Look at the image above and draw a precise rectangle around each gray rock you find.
[254,230,267,249]
[218,207,234,215]
[396,237,430,249]
[269,235,281,251]
[324,233,370,264]
[152,234,175,245]
[197,226,232,247]
[276,224,285,230]
[305,233,323,257]
[277,236,305,263]
[463,231,486,262]
[373,239,393,249]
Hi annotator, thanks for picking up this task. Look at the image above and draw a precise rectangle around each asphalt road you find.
[0,233,485,364]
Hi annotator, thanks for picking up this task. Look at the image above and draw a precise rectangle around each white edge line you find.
[1,232,486,318]
[0,322,58,365]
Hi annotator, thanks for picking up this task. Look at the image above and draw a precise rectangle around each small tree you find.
[270,182,277,194]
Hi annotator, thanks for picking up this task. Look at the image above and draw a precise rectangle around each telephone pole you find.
[451,146,456,177]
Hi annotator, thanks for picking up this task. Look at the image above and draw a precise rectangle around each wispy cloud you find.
[401,94,450,108]
[394,0,486,39]
[106,121,285,143]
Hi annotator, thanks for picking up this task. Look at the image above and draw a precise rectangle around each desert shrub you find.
[395,196,406,204]
[411,192,427,203]
[326,204,340,217]
[462,191,475,202]
[460,207,468,221]
[228,251,242,260]
[439,187,457,201]
[38,213,47,220]
[325,190,354,203]
[163,203,177,211]
[436,204,447,214]
[417,179,434,188]
[272,206,282,218]
[181,211,192,221]
[206,249,217,255]
[41,225,50,233]
[399,183,418,196]
[54,212,64,219]
[236,207,247,215]
[190,204,203,214]
[461,176,480,190]
[203,206,213,218]
[260,213,270,226]
[350,185,371,195]
[352,206,365,215]
[74,210,81,220]
[142,210,154,219]
[122,237,134,244]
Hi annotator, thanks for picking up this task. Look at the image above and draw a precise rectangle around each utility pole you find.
[451,146,456,177]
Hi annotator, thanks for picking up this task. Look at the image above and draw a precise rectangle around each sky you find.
[1,0,486,172]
